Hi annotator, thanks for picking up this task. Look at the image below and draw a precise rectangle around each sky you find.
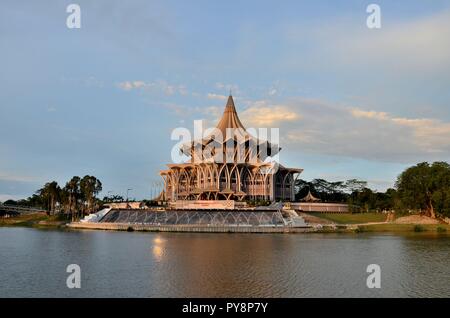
[1,0,450,201]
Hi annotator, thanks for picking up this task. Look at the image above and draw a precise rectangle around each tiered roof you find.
[180,95,280,161]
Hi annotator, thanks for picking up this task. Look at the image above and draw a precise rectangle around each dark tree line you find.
[295,178,400,213]
[3,161,449,219]
[295,161,450,218]
[395,162,450,218]
[4,175,102,221]
[295,178,368,203]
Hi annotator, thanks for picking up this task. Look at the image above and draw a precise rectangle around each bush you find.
[354,226,365,233]
[413,225,425,232]
[436,226,447,233]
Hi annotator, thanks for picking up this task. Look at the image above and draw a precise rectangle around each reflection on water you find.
[152,236,165,262]
[0,227,449,297]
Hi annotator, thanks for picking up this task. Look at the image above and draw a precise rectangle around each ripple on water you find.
[0,229,449,297]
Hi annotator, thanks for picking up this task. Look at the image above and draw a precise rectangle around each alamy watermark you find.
[366,4,381,29]
[66,264,81,289]
[66,4,81,29]
[366,264,381,288]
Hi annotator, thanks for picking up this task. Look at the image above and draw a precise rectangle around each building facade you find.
[160,95,302,202]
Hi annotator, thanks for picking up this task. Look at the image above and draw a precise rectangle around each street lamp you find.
[107,191,113,202]
[126,188,133,202]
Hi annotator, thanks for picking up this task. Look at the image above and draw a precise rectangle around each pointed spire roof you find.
[301,190,321,202]
[179,93,281,160]
[215,95,246,136]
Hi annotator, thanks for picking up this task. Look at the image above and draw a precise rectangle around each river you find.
[0,227,448,297]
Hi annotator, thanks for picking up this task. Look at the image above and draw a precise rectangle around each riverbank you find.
[68,220,449,234]
[303,213,449,233]
[0,213,68,229]
[2,212,449,234]
[67,222,312,233]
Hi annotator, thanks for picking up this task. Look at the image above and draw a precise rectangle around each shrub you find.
[413,225,425,232]
[354,226,364,233]
[436,226,447,233]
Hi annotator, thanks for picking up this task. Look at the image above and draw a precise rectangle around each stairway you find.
[283,209,309,227]
[80,208,112,223]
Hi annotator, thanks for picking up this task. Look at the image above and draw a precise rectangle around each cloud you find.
[207,93,227,100]
[240,101,300,126]
[0,173,38,183]
[349,108,450,153]
[350,109,388,120]
[117,81,142,91]
[303,10,450,74]
[117,80,187,96]
[279,97,450,163]
[351,10,450,71]
[162,94,450,163]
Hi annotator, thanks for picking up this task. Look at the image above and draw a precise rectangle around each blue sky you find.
[1,0,450,200]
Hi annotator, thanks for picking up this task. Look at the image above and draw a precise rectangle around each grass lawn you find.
[309,212,387,224]
[358,223,450,233]
[0,213,68,227]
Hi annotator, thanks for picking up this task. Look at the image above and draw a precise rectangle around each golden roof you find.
[215,95,247,136]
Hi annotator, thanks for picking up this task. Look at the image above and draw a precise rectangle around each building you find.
[159,95,302,203]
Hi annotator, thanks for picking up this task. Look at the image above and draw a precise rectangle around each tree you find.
[37,181,61,214]
[64,176,81,221]
[396,162,450,218]
[80,175,102,214]
[102,194,124,203]
[345,179,368,193]
[3,199,18,206]
[295,178,349,202]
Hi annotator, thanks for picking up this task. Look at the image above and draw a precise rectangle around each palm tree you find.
[80,176,103,214]
[37,181,61,214]
[64,176,81,221]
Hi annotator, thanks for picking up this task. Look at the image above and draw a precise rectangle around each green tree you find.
[80,175,103,214]
[345,179,368,193]
[396,161,450,218]
[37,181,61,214]
[64,176,81,221]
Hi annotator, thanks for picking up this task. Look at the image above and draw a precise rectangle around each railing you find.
[0,204,47,214]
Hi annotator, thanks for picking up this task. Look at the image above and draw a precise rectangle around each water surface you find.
[0,227,448,297]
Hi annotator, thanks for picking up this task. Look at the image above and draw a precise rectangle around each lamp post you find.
[126,188,132,202]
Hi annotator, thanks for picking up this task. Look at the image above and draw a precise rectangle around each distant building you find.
[160,95,302,203]
[300,190,321,202]
[104,202,145,209]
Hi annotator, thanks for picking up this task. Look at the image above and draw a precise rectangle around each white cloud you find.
[161,91,450,163]
[207,93,227,100]
[279,97,450,163]
[118,81,140,91]
[240,101,300,126]
[117,80,187,96]
[307,10,450,73]
[349,107,450,153]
